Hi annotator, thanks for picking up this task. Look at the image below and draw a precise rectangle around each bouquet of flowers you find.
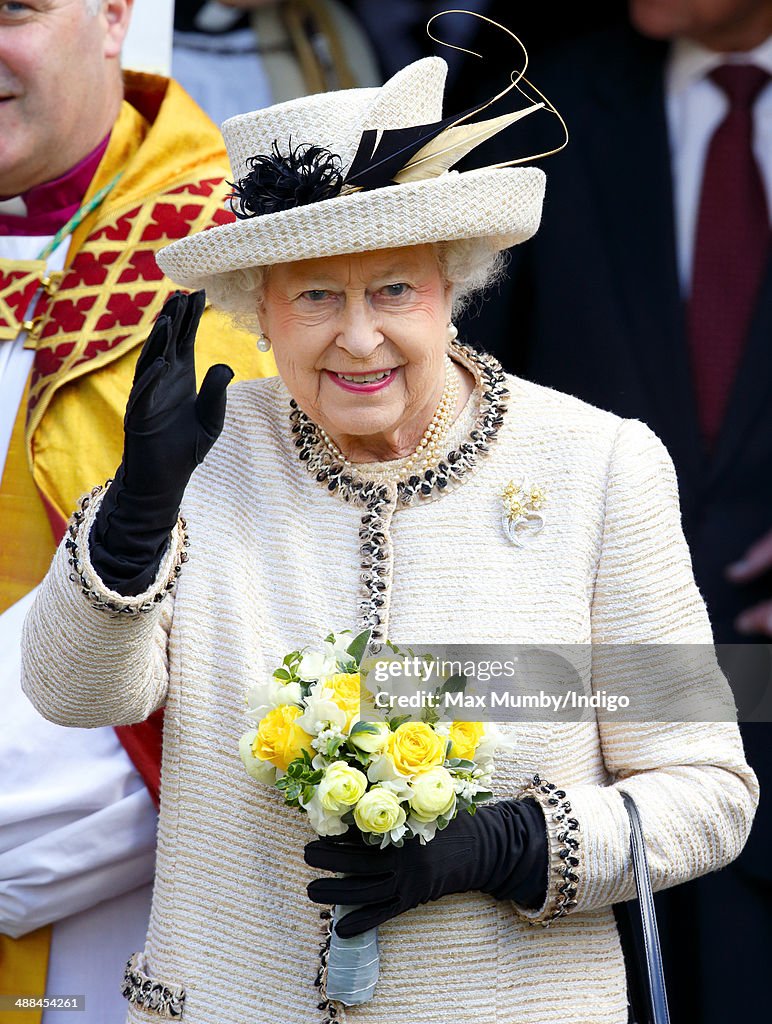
[238,630,508,1004]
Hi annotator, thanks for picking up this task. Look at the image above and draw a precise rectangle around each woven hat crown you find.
[222,57,448,183]
[155,53,546,290]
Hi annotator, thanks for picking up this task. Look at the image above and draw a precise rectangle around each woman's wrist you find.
[89,468,185,596]
[67,483,189,614]
[511,775,582,926]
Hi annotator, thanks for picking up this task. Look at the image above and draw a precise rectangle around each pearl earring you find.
[447,322,458,343]
[256,334,272,352]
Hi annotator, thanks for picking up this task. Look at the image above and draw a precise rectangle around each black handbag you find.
[612,792,671,1024]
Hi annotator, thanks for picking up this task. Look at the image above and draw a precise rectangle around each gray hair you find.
[205,238,507,335]
[84,0,101,14]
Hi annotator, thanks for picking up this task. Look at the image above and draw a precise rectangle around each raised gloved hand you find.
[305,797,547,937]
[89,291,233,595]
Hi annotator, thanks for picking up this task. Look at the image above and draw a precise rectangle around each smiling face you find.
[257,245,456,463]
[0,1,131,196]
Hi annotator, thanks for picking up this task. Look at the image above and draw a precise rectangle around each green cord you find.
[36,171,124,261]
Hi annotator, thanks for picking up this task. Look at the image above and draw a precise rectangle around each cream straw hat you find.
[156,55,547,291]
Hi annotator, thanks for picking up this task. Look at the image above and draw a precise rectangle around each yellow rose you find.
[239,729,278,784]
[448,721,485,760]
[353,787,407,835]
[325,672,364,731]
[388,721,446,775]
[410,766,457,822]
[251,705,314,771]
[318,761,368,813]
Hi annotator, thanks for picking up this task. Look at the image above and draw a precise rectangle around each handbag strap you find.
[621,791,671,1024]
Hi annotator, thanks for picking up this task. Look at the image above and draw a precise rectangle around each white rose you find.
[409,766,456,822]
[297,686,348,735]
[474,722,515,765]
[348,721,390,754]
[245,678,302,721]
[301,791,349,836]
[298,649,338,682]
[367,752,410,785]
[378,777,413,801]
[353,787,407,835]
[317,761,368,812]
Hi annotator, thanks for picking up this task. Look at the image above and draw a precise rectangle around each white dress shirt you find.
[665,34,772,296]
[0,234,156,1022]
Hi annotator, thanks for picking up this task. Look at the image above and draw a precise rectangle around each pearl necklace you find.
[318,355,461,483]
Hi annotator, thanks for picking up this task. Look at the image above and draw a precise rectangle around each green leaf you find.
[326,736,344,758]
[273,668,291,681]
[421,705,440,726]
[472,790,494,803]
[348,746,372,766]
[388,714,412,731]
[346,629,371,667]
[438,673,467,694]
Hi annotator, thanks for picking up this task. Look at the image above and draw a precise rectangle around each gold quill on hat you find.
[341,10,567,194]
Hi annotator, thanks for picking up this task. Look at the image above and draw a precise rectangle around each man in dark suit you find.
[458,2,771,1020]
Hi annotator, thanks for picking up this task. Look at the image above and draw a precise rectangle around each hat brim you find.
[155,166,546,290]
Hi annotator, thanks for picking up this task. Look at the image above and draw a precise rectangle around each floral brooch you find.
[500,478,546,547]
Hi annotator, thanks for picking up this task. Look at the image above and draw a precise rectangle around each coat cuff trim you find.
[65,483,188,615]
[121,952,186,1018]
[513,773,581,926]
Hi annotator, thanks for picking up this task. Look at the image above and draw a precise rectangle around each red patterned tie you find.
[688,64,771,449]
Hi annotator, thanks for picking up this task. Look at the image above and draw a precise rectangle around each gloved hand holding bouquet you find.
[239,631,547,1005]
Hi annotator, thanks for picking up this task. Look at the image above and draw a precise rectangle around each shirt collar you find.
[667,33,772,97]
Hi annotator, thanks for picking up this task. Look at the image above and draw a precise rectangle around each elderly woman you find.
[22,54,756,1024]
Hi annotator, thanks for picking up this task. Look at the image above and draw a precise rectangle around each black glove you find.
[89,291,233,595]
[305,797,548,937]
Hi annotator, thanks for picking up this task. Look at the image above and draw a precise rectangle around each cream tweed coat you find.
[22,355,758,1024]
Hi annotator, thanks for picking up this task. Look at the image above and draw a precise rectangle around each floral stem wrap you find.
[326,904,380,1005]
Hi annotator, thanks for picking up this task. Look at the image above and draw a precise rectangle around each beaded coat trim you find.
[121,952,186,1018]
[289,341,509,643]
[517,774,581,925]
[65,483,189,615]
